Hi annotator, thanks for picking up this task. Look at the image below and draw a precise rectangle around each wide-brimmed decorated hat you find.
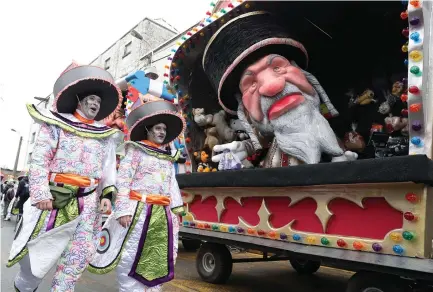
[53,64,122,121]
[125,100,185,144]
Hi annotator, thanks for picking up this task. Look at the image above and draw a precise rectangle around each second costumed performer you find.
[89,100,186,292]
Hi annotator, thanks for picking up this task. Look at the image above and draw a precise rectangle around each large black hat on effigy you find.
[165,1,312,115]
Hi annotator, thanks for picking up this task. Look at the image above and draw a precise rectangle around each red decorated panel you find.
[220,197,263,226]
[188,195,404,240]
[326,197,403,239]
[189,195,218,222]
[265,197,323,233]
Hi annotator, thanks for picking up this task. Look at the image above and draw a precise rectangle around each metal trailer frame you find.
[180,227,433,291]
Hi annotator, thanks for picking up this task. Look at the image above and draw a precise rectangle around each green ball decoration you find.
[212,224,219,231]
[321,237,330,245]
[410,66,420,75]
[403,231,415,241]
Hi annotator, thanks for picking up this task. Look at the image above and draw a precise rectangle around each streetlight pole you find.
[130,29,153,68]
[11,129,23,179]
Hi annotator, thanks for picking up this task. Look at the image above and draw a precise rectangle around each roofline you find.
[139,21,200,60]
[88,17,178,65]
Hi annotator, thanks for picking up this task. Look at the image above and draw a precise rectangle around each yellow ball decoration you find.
[306,236,316,244]
[245,3,250,8]
[409,50,423,62]
[220,225,228,232]
[402,44,408,53]
[390,232,403,242]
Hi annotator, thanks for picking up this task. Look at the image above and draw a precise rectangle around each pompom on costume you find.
[7,64,124,292]
[89,100,185,292]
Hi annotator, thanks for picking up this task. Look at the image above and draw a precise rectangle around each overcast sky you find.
[0,0,211,171]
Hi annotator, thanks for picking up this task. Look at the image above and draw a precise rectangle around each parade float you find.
[106,1,433,290]
[156,1,433,291]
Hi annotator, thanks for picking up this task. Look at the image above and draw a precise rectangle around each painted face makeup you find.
[147,123,167,144]
[78,95,102,120]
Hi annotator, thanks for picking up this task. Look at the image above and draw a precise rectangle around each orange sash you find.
[129,190,171,206]
[50,173,99,187]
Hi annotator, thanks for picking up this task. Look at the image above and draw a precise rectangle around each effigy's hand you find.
[118,215,132,228]
[99,198,112,214]
[36,199,53,211]
[331,151,359,163]
[212,141,248,163]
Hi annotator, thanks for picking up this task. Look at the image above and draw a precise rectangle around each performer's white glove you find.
[212,141,248,163]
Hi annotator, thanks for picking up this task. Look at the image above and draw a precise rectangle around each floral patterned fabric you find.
[29,118,119,204]
[11,110,120,292]
[115,143,183,219]
[112,143,183,291]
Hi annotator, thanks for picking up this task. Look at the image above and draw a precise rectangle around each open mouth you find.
[90,107,97,112]
[267,92,305,120]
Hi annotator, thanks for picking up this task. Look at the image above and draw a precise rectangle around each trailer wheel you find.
[289,259,321,274]
[346,271,405,292]
[196,243,233,284]
[182,239,201,252]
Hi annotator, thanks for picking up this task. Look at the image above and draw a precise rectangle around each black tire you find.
[346,271,405,292]
[196,243,233,284]
[289,258,321,275]
[182,239,201,252]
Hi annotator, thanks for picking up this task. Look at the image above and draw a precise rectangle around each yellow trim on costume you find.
[26,104,120,139]
[102,185,117,198]
[124,141,181,162]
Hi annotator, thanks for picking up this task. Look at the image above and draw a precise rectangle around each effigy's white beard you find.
[253,87,343,164]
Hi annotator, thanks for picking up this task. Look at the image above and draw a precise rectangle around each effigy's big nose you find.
[258,77,285,97]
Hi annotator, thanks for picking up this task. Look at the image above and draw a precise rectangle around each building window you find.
[31,132,36,144]
[28,152,32,162]
[104,58,111,70]
[141,52,152,67]
[123,41,132,58]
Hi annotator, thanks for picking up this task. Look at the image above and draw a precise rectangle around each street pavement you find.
[1,217,353,292]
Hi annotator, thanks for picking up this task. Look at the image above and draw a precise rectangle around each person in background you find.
[13,176,30,215]
[3,181,16,220]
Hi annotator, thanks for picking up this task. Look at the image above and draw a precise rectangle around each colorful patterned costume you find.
[7,64,123,292]
[89,100,185,292]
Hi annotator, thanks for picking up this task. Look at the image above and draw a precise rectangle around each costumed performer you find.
[7,64,124,292]
[88,100,185,292]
